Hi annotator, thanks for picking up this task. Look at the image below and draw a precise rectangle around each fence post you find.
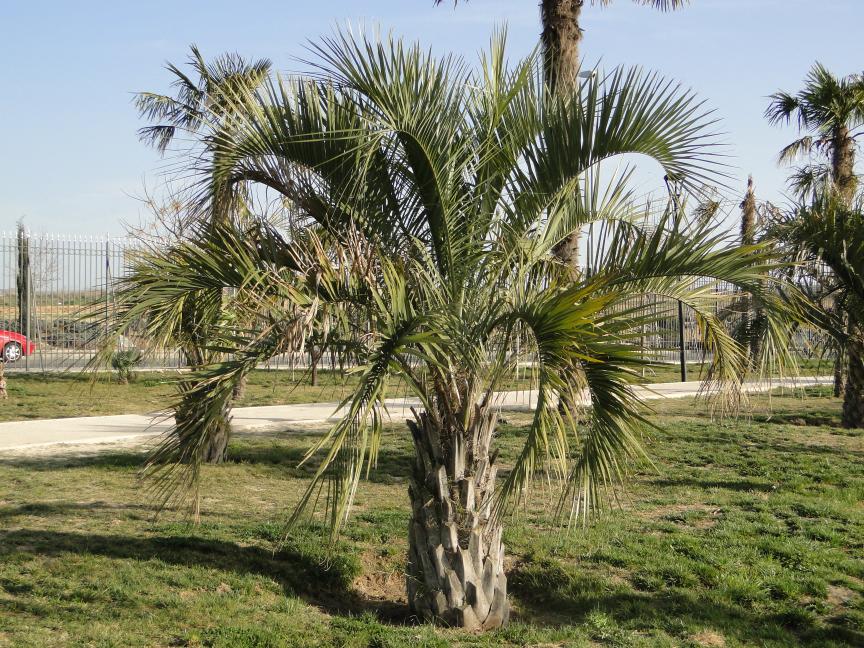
[16,224,32,371]
[678,300,687,382]
[105,235,111,348]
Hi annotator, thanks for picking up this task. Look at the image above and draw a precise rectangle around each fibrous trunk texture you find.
[739,176,761,365]
[834,347,846,398]
[543,0,584,273]
[541,0,583,96]
[740,176,756,247]
[831,125,857,207]
[842,329,864,428]
[406,406,509,630]
[232,373,248,400]
[829,127,854,396]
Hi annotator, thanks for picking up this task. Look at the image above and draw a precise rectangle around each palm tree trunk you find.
[834,346,845,398]
[543,0,584,272]
[842,327,864,428]
[739,176,758,367]
[232,373,248,401]
[827,126,853,396]
[405,407,509,630]
[541,0,583,96]
[309,345,323,387]
[831,125,857,206]
[201,411,231,463]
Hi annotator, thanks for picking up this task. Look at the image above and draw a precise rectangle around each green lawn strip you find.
[0,391,861,646]
[1,358,827,422]
[0,369,396,422]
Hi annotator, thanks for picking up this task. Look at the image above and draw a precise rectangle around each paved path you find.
[0,377,831,452]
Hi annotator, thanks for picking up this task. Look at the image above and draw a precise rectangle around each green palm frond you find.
[134,45,271,153]
[114,28,804,536]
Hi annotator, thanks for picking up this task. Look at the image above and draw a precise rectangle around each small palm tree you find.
[107,31,798,629]
[133,47,271,463]
[766,62,864,203]
[774,193,864,428]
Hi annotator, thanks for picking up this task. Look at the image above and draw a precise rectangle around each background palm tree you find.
[135,45,271,154]
[436,1,690,269]
[767,63,864,395]
[773,193,864,428]
[133,47,271,463]
[766,62,864,204]
[103,30,798,630]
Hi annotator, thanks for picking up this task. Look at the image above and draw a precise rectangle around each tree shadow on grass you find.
[508,559,863,647]
[0,451,147,471]
[0,441,414,483]
[0,500,165,520]
[225,443,413,484]
[0,528,411,623]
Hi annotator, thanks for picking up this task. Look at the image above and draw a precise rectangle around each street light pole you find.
[665,175,688,383]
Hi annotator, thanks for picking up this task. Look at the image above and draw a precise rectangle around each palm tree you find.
[106,31,798,629]
[734,176,762,366]
[132,47,271,463]
[437,1,690,268]
[766,62,864,204]
[774,193,864,428]
[135,44,271,154]
[767,63,864,394]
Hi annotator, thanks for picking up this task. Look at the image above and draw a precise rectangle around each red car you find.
[0,330,36,363]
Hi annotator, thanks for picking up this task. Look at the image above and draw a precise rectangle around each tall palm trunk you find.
[831,125,857,207]
[541,0,583,96]
[830,126,856,396]
[739,177,762,365]
[834,329,846,398]
[740,177,757,246]
[405,406,509,630]
[543,0,584,272]
[842,325,864,428]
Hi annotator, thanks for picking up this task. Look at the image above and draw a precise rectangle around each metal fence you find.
[2,230,164,371]
[0,230,364,373]
[0,229,815,374]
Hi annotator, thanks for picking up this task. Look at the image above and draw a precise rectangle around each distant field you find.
[0,304,88,319]
[0,388,860,646]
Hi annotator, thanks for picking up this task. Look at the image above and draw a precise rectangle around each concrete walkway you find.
[0,377,831,452]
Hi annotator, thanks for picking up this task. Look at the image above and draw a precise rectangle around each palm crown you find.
[106,30,799,628]
[134,45,272,154]
[766,62,864,200]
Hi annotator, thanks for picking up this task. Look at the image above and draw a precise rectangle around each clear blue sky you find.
[1,0,861,234]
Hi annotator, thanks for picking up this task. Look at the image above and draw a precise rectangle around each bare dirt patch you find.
[826,584,857,608]
[355,549,406,604]
[691,630,726,647]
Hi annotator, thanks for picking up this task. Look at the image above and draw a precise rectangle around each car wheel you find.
[3,342,22,363]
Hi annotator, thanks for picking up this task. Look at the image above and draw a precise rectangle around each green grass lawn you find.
[0,388,861,646]
[0,370,384,422]
[1,358,829,422]
[638,358,829,384]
